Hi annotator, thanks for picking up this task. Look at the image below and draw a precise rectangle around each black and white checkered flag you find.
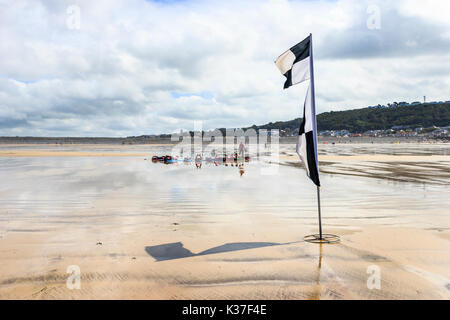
[275,34,320,186]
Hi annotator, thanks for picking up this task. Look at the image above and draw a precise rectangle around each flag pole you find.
[317,186,323,240]
[308,33,323,240]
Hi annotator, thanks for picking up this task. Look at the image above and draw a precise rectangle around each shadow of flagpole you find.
[145,240,303,262]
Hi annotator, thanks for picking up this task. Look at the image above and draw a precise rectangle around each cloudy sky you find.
[1,0,449,136]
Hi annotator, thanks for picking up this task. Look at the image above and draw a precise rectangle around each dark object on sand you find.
[152,156,164,162]
[163,155,175,164]
[152,155,176,163]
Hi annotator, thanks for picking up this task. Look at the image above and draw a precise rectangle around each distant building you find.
[319,131,332,136]
[368,104,387,109]
[335,130,350,137]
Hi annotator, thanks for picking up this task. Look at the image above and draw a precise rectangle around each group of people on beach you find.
[151,143,248,176]
[193,152,246,176]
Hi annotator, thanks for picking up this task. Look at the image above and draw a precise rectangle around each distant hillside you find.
[247,102,450,133]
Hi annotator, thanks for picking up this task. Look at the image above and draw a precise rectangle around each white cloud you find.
[0,0,449,136]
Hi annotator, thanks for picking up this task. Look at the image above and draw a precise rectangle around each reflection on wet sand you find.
[308,244,323,300]
[0,143,449,299]
[283,160,450,185]
[150,152,249,176]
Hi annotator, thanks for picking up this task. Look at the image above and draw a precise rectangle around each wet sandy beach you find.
[0,143,449,299]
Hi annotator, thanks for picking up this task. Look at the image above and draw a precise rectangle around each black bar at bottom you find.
[0,300,447,319]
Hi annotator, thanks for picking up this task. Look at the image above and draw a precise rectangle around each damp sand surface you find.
[0,143,449,299]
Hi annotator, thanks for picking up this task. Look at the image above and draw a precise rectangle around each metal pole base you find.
[304,234,340,244]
